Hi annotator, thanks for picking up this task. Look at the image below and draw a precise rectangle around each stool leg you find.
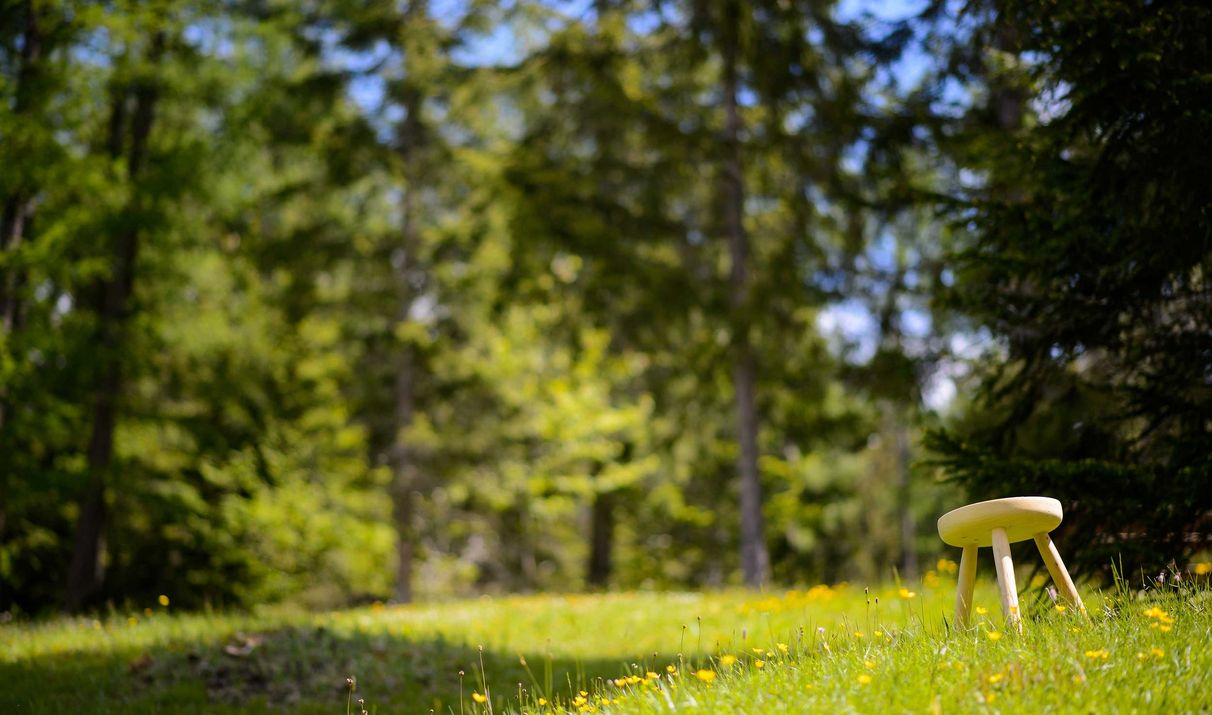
[955,545,978,628]
[991,527,1022,632]
[1034,532,1086,615]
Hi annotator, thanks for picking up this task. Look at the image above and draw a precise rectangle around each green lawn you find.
[3,566,1209,714]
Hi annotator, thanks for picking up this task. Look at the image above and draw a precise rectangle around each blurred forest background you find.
[0,0,1208,614]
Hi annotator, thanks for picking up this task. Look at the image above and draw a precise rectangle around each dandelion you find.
[538,698,547,706]
[695,669,716,683]
[857,673,872,685]
[986,631,1002,641]
[898,587,917,599]
[988,673,1004,684]
[666,664,677,674]
[1193,562,1212,576]
[645,672,659,680]
[471,692,487,703]
[755,659,765,669]
[752,647,766,655]
[720,655,737,667]
[777,643,789,654]
[1054,604,1067,613]
[975,606,988,615]
[1151,647,1164,658]
[852,630,865,639]
[1084,649,1110,660]
[937,558,958,574]
[158,594,170,607]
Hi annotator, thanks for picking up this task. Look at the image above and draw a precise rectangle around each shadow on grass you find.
[0,622,653,714]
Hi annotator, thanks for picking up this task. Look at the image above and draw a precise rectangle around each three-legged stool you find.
[937,496,1084,631]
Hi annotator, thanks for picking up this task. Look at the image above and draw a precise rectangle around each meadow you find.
[3,563,1210,714]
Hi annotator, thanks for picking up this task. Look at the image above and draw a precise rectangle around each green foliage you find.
[929,0,1212,580]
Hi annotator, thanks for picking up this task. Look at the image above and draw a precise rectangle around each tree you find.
[928,0,1212,578]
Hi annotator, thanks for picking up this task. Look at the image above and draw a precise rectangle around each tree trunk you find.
[390,1,429,603]
[586,491,615,588]
[0,1,45,537]
[721,3,769,589]
[896,423,918,580]
[66,33,163,610]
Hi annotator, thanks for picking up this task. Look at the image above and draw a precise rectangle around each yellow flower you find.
[852,630,865,639]
[899,587,917,599]
[538,698,547,706]
[857,673,872,685]
[937,558,958,574]
[863,660,875,669]
[1193,562,1211,575]
[754,659,765,669]
[752,647,766,655]
[1054,604,1067,613]
[777,643,789,654]
[471,692,487,703]
[613,678,627,687]
[988,673,1004,684]
[645,672,659,680]
[666,664,677,674]
[1151,647,1164,658]
[1083,649,1110,660]
[975,606,988,615]
[158,594,170,607]
[986,631,1002,641]
[1159,625,1172,633]
[719,655,737,667]
[695,669,716,683]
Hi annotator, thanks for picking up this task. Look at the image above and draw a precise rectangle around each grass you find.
[2,563,1210,714]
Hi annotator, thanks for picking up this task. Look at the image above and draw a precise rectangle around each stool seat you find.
[937,496,1062,548]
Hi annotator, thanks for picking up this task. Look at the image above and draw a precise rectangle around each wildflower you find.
[986,631,1002,641]
[1083,649,1110,660]
[777,643,789,654]
[852,631,865,639]
[899,587,917,599]
[720,655,737,667]
[755,659,765,669]
[1193,562,1211,576]
[988,673,1004,684]
[538,698,547,706]
[666,664,677,674]
[863,660,875,669]
[937,558,958,574]
[158,595,170,607]
[975,606,988,615]
[613,678,627,687]
[471,692,487,703]
[1054,604,1067,613]
[1151,647,1164,658]
[1159,625,1172,633]
[1142,606,1173,624]
[857,673,872,685]
[695,669,716,683]
[752,647,766,655]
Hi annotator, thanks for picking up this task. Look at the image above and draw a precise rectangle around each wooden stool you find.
[937,496,1084,631]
